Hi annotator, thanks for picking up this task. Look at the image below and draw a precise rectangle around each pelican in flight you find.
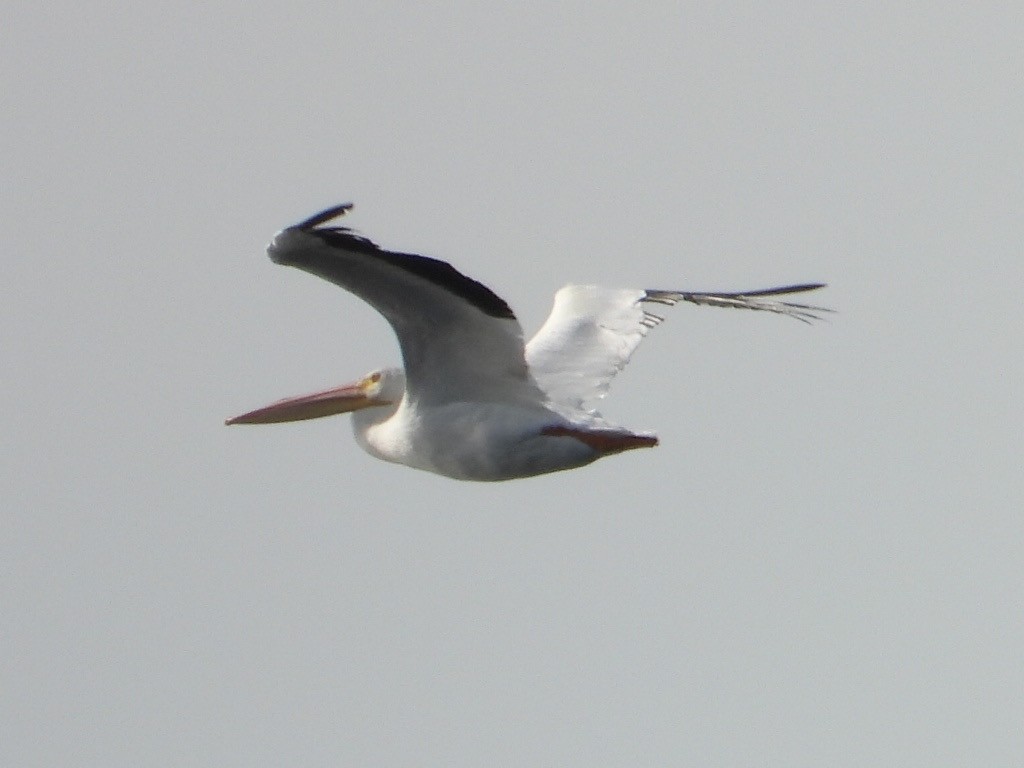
[227,204,828,481]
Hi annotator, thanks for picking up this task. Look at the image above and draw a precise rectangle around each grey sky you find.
[3,2,1021,765]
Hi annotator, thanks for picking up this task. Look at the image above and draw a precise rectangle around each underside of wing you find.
[526,282,830,415]
[267,204,545,406]
[526,285,655,415]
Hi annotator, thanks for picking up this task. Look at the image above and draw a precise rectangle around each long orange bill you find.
[225,382,374,425]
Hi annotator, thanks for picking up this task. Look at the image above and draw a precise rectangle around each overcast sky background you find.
[3,2,1022,765]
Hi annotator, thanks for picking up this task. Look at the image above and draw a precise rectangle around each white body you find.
[355,394,597,481]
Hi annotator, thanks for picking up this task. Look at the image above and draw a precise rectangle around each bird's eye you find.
[370,372,382,383]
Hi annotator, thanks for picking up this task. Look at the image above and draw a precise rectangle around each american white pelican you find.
[227,204,829,481]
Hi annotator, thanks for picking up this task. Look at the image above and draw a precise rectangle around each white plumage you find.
[227,204,829,481]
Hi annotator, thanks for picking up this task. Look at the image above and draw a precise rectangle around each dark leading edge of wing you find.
[288,203,517,321]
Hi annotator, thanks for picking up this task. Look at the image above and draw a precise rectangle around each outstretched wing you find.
[526,283,829,414]
[268,204,545,406]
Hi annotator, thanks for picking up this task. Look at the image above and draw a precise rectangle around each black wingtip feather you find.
[733,283,827,297]
[295,203,354,231]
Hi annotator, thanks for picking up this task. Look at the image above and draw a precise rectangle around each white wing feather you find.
[526,286,656,415]
[527,283,830,415]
